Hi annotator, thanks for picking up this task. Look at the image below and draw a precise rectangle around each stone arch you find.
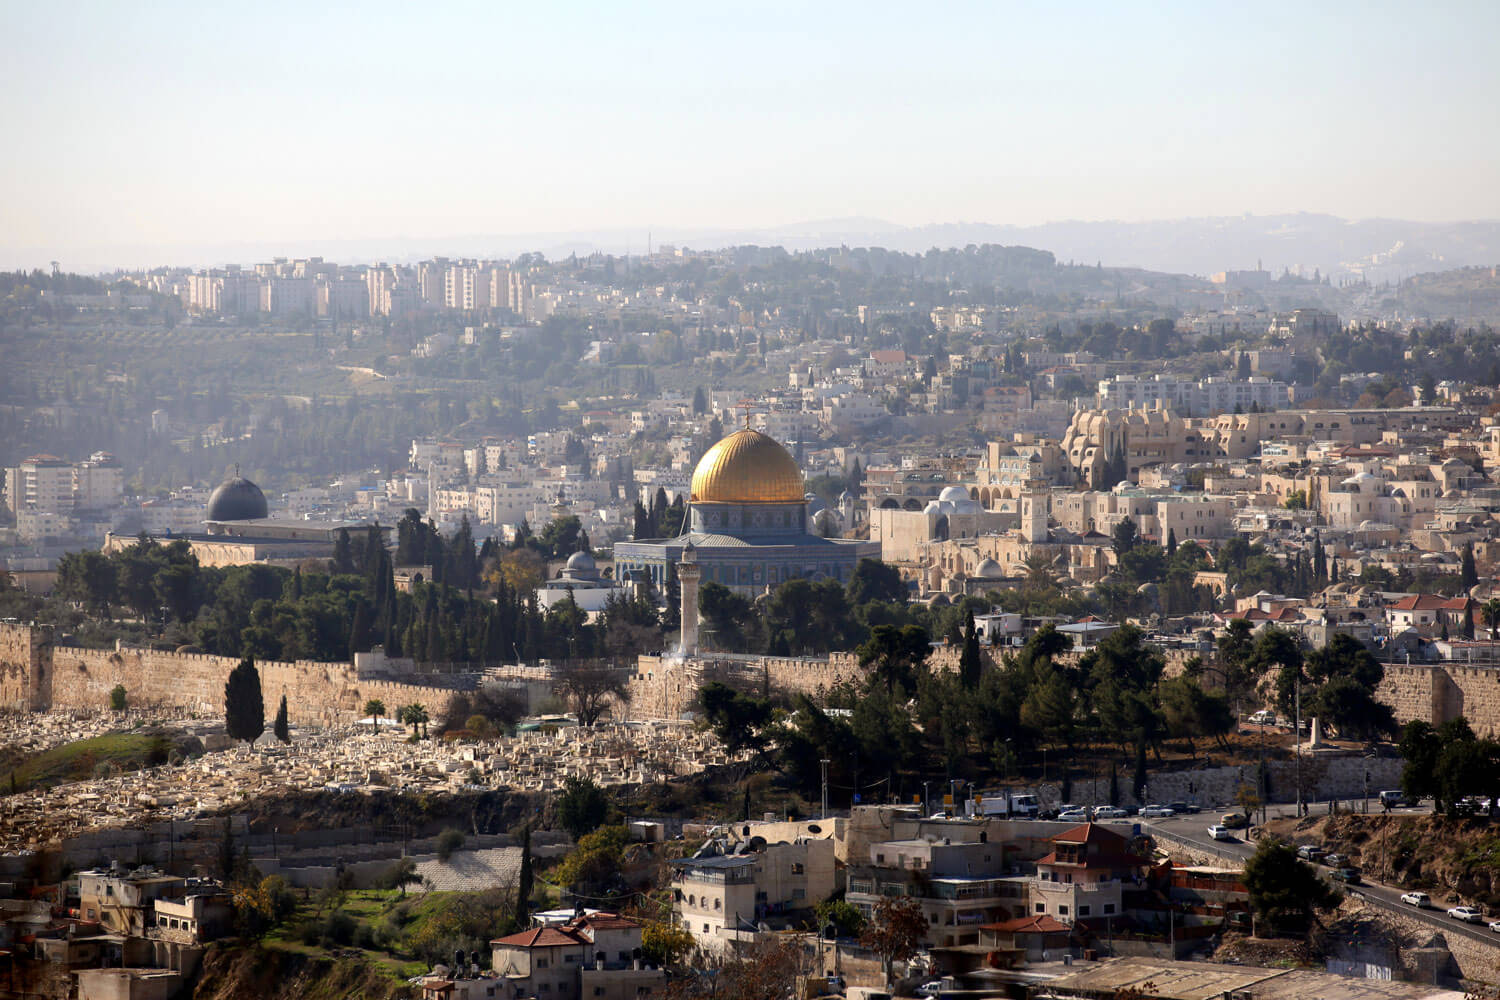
[970,487,980,500]
[903,497,923,511]
[933,515,949,542]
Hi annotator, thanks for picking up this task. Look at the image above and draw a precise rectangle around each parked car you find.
[1400,892,1432,908]
[1058,808,1091,822]
[1323,853,1348,868]
[1447,906,1484,923]
[1378,790,1408,809]
[1220,812,1248,829]
[1095,806,1130,820]
[1488,919,1500,934]
[1330,867,1361,884]
[1249,709,1276,725]
[1141,804,1176,818]
[1168,801,1199,814]
[1209,824,1235,841]
[1297,845,1326,863]
[916,983,945,999]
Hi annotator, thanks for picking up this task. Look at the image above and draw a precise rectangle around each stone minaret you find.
[677,543,701,657]
[1020,482,1049,544]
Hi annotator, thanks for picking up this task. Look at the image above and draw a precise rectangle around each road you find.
[1138,807,1500,951]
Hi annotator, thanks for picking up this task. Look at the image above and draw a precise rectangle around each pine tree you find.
[1461,542,1478,590]
[273,694,290,743]
[224,658,265,746]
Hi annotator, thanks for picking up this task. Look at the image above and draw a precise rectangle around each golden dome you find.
[691,429,805,504]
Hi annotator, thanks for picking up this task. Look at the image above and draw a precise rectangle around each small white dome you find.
[939,486,970,503]
[565,550,596,572]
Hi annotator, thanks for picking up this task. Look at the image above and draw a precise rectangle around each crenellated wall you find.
[1378,662,1500,734]
[0,623,462,726]
[629,651,865,720]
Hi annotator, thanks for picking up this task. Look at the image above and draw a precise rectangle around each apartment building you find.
[1030,824,1147,927]
[489,912,664,999]
[846,833,1028,950]
[670,836,835,953]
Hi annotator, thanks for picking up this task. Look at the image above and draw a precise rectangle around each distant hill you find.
[15,213,1500,283]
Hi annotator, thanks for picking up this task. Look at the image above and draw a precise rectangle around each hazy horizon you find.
[4,1,1498,272]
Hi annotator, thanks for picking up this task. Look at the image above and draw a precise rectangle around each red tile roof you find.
[982,914,1071,934]
[490,926,585,948]
[1390,594,1470,612]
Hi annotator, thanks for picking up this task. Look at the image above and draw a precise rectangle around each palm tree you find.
[1483,598,1500,640]
[1021,553,1060,589]
[363,698,386,731]
[401,703,430,739]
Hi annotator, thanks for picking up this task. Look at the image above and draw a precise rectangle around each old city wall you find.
[0,623,461,727]
[629,645,1206,721]
[629,651,865,720]
[1378,663,1500,730]
[0,623,51,711]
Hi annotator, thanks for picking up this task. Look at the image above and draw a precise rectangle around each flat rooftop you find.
[1034,957,1465,1000]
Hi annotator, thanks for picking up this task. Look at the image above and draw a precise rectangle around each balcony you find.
[1034,877,1120,894]
[674,867,756,886]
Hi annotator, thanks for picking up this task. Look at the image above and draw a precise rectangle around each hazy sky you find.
[3,1,1498,268]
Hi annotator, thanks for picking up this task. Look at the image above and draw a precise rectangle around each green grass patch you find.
[2,731,174,793]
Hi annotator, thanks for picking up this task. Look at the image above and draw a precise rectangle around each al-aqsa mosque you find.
[614,428,879,597]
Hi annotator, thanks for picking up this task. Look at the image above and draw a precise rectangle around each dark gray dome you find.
[206,477,267,521]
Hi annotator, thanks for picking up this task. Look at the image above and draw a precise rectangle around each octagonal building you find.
[613,428,879,597]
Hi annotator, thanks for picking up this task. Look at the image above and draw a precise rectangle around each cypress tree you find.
[958,610,981,689]
[350,601,373,655]
[273,694,290,743]
[515,824,534,928]
[218,817,237,881]
[1461,543,1478,590]
[224,658,264,746]
[1166,528,1177,558]
[332,529,354,574]
[290,565,303,601]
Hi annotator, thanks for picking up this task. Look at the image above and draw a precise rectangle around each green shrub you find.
[436,828,465,862]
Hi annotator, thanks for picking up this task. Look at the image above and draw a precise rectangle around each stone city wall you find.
[1378,662,1500,731]
[630,643,1206,721]
[629,651,864,720]
[0,623,464,727]
[0,623,50,711]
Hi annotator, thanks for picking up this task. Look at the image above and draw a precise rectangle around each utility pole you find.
[1294,674,1304,818]
[820,759,830,820]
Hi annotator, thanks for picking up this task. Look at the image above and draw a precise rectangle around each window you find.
[1079,906,1091,917]
[713,899,721,911]
[1104,903,1115,915]
[537,958,549,969]
[1035,903,1045,913]
[1059,905,1069,916]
